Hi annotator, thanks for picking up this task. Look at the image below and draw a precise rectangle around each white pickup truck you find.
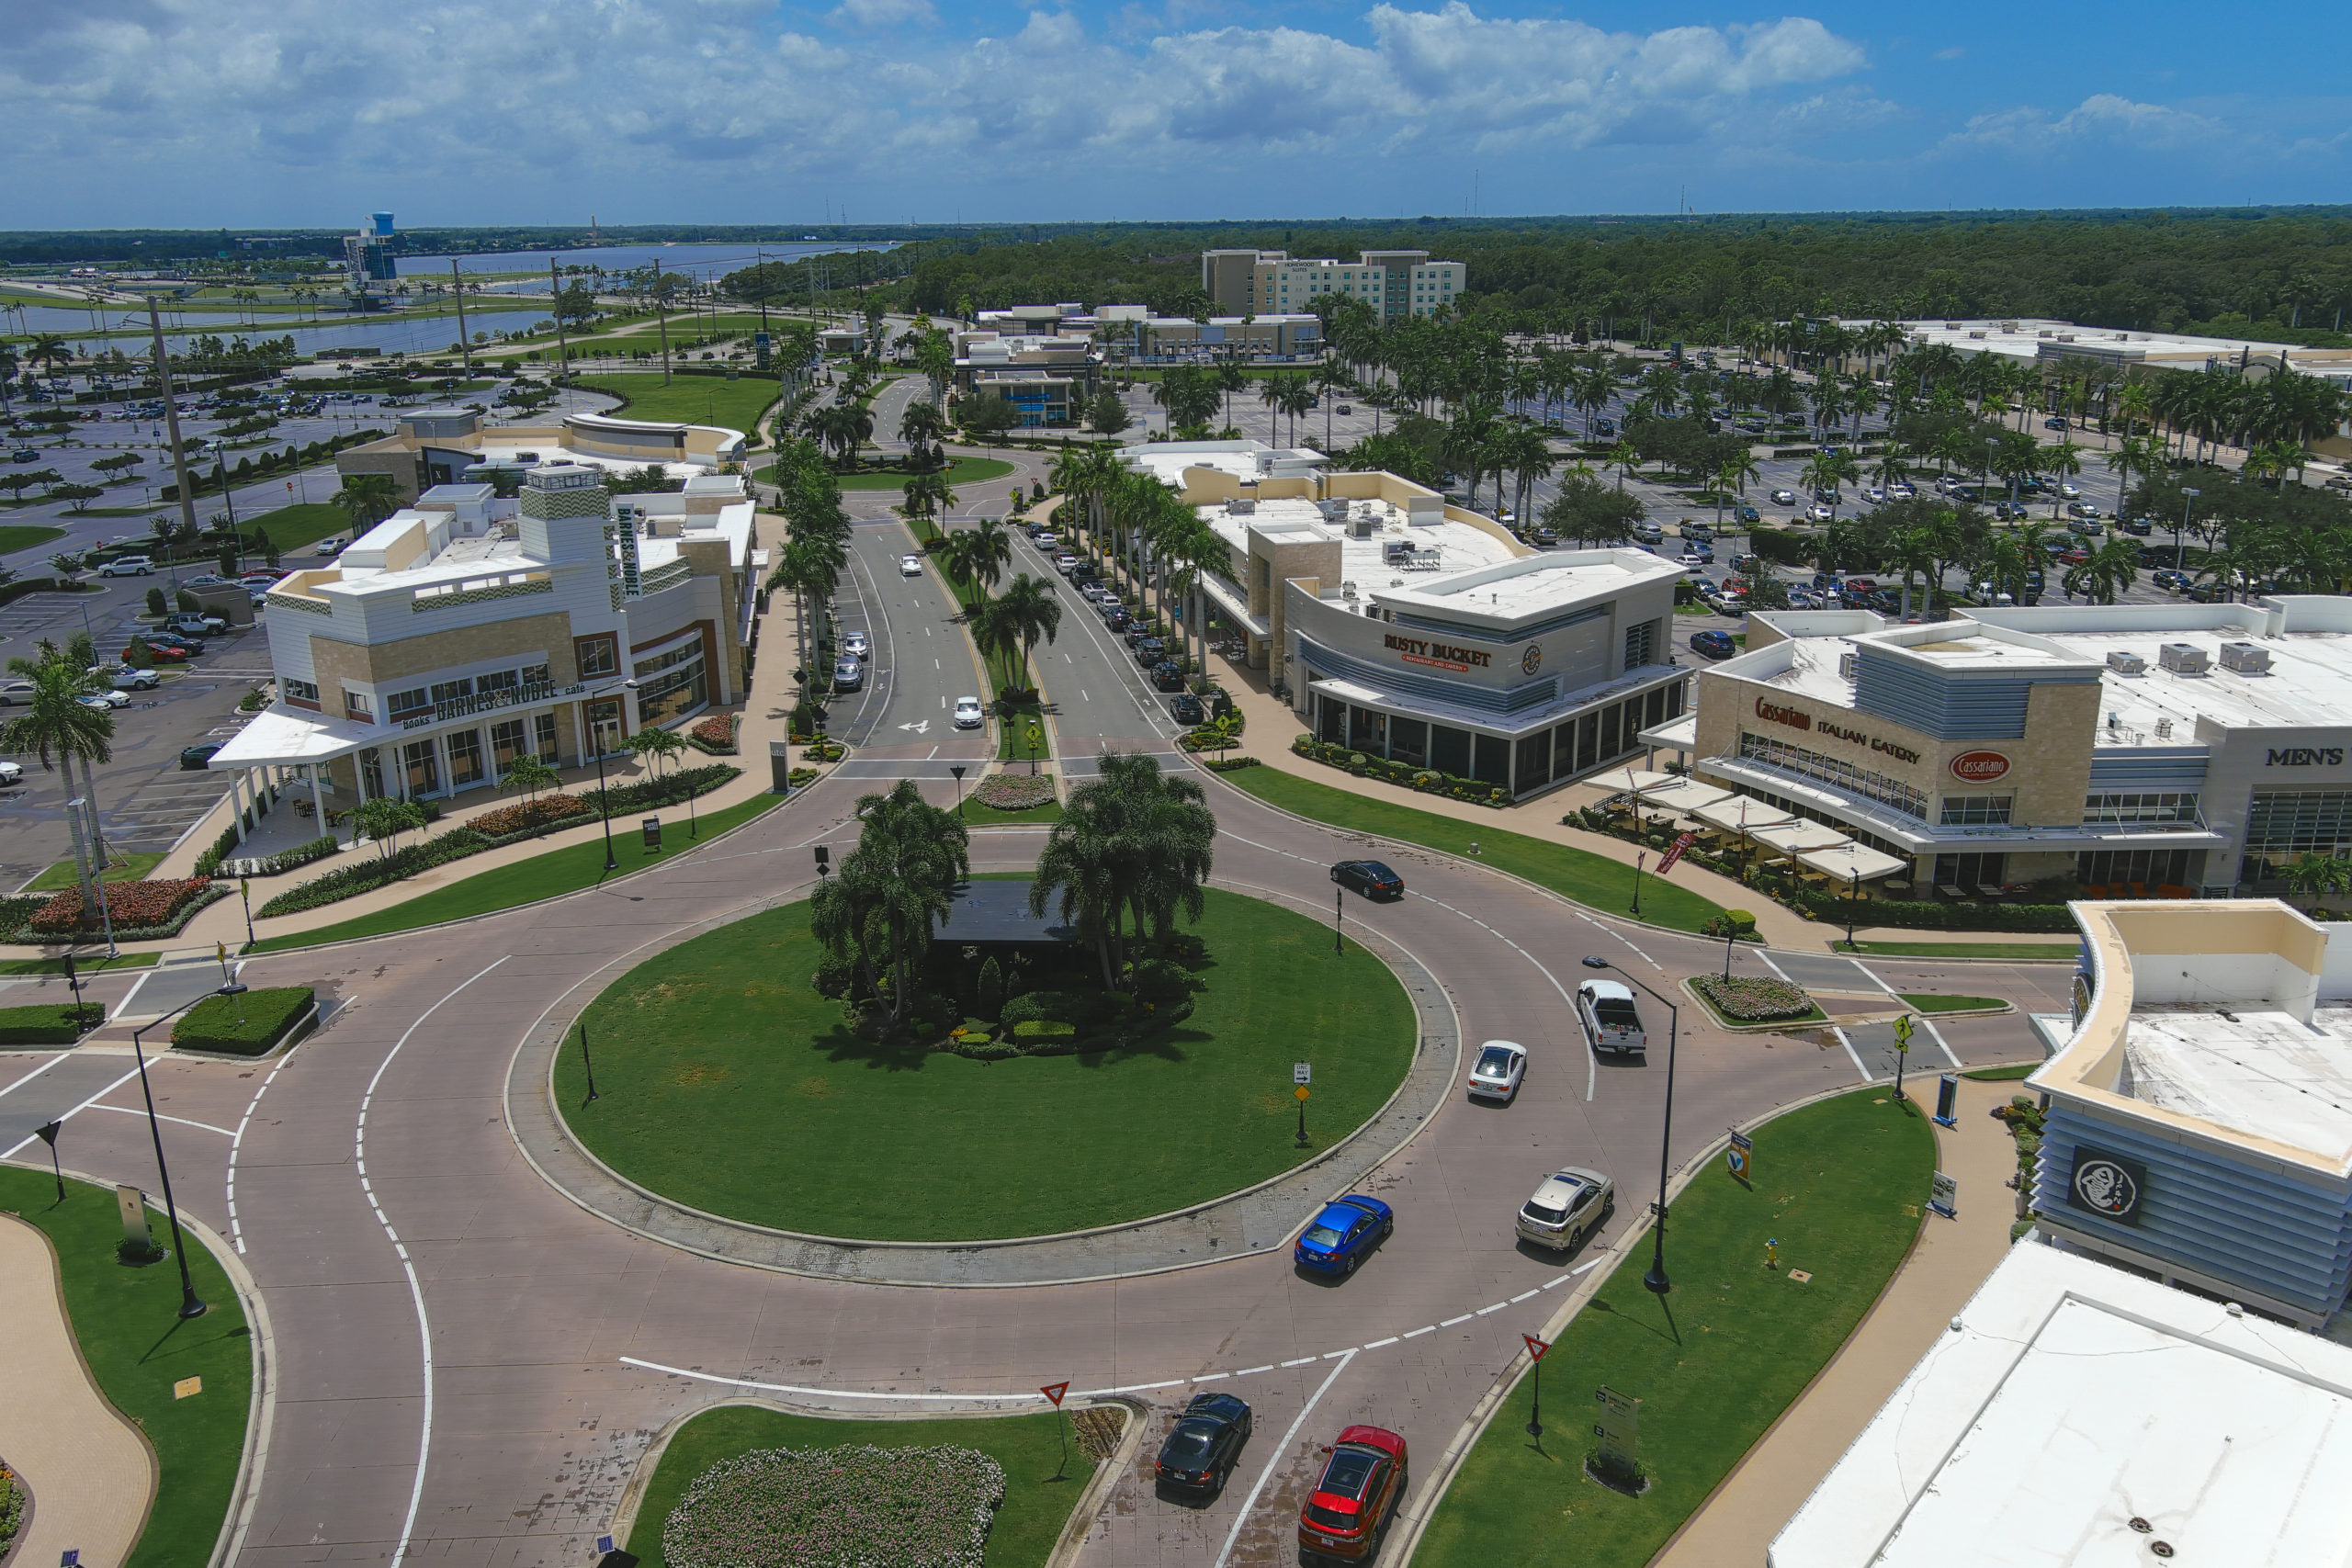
[1577,979,1647,1056]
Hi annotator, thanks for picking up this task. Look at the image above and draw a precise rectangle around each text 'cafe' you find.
[1671,599,2352,898]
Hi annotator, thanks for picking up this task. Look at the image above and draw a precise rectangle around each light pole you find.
[950,763,967,818]
[1845,869,1862,948]
[130,978,247,1319]
[585,677,640,871]
[1583,954,1679,1296]
[2177,486,2200,571]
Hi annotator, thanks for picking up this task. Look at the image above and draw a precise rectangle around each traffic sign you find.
[1294,1061,1312,1085]
[1522,1333,1550,1361]
[1893,1013,1915,1046]
[1294,1086,1310,1101]
[1039,1382,1069,1407]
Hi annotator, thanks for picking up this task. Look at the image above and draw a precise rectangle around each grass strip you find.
[246,794,783,952]
[1415,1089,1933,1568]
[25,851,167,894]
[572,373,780,433]
[758,456,1016,491]
[1842,939,2080,961]
[0,525,65,555]
[0,1168,253,1568]
[625,1405,1095,1568]
[1963,1062,2041,1081]
[1221,767,1726,935]
[1896,992,2007,1014]
[0,952,160,975]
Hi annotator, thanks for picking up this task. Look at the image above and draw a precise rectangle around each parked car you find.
[315,536,346,556]
[1133,637,1166,666]
[179,743,221,770]
[1296,1426,1408,1560]
[2060,481,2082,499]
[98,555,154,578]
[2045,416,2071,431]
[1577,978,1646,1055]
[1806,503,1835,523]
[1167,692,1204,725]
[1734,504,1760,525]
[8,447,37,463]
[2154,569,2192,592]
[1465,1041,1527,1102]
[2120,516,2153,536]
[110,668,160,691]
[1889,481,1917,500]
[1294,1194,1393,1278]
[1682,521,1713,542]
[0,761,19,785]
[77,691,131,710]
[143,631,205,654]
[1149,661,1186,692]
[1102,607,1132,632]
[1679,548,1713,569]
[841,630,870,660]
[952,695,984,729]
[1770,489,1797,505]
[1515,1167,1616,1253]
[1124,625,1156,649]
[124,640,189,663]
[1155,1393,1253,1496]
[831,655,864,692]
[0,680,35,705]
[1863,486,1887,505]
[1054,553,1080,575]
[899,553,923,578]
[1330,860,1404,899]
[1631,522,1664,544]
[1033,531,1058,549]
[1690,629,1738,660]
[167,612,229,637]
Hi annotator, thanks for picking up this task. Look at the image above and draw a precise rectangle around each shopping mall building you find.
[1653,598,2352,897]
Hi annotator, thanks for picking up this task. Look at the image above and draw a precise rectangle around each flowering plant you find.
[693,713,740,746]
[29,878,214,934]
[662,1444,1006,1568]
[469,795,593,837]
[1691,974,1815,1021]
[971,774,1055,810]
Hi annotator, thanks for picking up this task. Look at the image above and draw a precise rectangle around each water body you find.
[29,306,553,361]
[397,239,894,289]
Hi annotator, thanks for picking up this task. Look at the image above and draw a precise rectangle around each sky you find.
[6,0,2348,230]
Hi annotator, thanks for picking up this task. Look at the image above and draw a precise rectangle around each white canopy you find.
[1799,841,1911,883]
[1638,779,1735,816]
[1750,819,1852,857]
[1693,796,1796,835]
[1599,765,1682,796]
[204,705,377,768]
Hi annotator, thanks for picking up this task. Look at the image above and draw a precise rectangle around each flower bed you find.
[1691,974,1816,1021]
[970,773,1056,811]
[468,795,594,837]
[1291,735,1513,807]
[662,1444,1006,1568]
[688,713,741,755]
[28,877,216,936]
[223,833,340,878]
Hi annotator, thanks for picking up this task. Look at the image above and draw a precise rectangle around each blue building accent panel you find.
[2033,1105,2352,1315]
[1851,646,2098,739]
[2087,748,2212,791]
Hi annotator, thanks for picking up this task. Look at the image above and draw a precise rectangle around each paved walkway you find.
[1653,1075,2024,1566]
[0,1213,156,1568]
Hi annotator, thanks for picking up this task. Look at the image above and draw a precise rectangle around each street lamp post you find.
[585,678,640,871]
[950,763,967,818]
[1845,869,1862,948]
[1334,883,1344,955]
[130,979,248,1319]
[2177,486,2200,571]
[1582,954,1679,1296]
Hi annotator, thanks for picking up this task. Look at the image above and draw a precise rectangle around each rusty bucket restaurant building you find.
[1676,599,2352,897]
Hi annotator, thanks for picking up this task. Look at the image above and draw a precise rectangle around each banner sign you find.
[1657,831,1697,875]
[1725,1130,1753,1182]
[2066,1144,2148,1226]
[1930,1171,1958,1219]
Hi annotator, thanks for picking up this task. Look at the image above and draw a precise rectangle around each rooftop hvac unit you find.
[2157,642,2210,675]
[1838,651,1860,681]
[1945,321,1963,331]
[1227,498,1255,515]
[2156,718,2174,739]
[2055,333,2076,343]
[2219,640,2272,674]
[2000,321,2019,333]
[2106,650,2146,675]
[1351,514,1376,539]
[1967,331,1988,340]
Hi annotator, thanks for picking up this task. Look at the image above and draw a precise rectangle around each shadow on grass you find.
[1587,1291,1683,1347]
[817,1021,939,1073]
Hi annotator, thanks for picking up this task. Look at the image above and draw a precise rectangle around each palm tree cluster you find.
[1045,445,1231,686]
[762,439,854,720]
[1030,751,1216,990]
[0,637,119,914]
[810,779,971,1033]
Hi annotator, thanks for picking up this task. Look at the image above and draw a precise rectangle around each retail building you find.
[336,404,749,506]
[1201,249,1466,319]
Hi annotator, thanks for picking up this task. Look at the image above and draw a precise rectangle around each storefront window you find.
[403,739,441,796]
[1514,730,1552,793]
[1430,725,1470,775]
[447,729,485,788]
[2241,790,2352,886]
[2082,792,2199,825]
[2081,849,2198,890]
[360,747,384,799]
[1389,717,1428,767]
[1738,730,1928,818]
[1348,705,1386,754]
[1474,734,1510,787]
[1939,795,2013,826]
[1600,704,1622,759]
[634,647,709,728]
[1319,696,1346,744]
[1933,852,2007,893]
[491,719,527,773]
[534,713,560,764]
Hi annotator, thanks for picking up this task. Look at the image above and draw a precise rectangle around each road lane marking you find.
[1830,1024,1873,1082]
[1321,1348,1353,1359]
[0,1065,141,1159]
[1845,956,1965,1067]
[1235,1364,1275,1376]
[1571,1258,1604,1275]
[1280,1356,1317,1367]
[1363,1337,1399,1348]
[1441,1314,1474,1326]
[1402,1326,1435,1338]
[1215,1349,1357,1568]
[623,1358,1043,1402]
[85,1102,233,1137]
[0,1052,72,1102]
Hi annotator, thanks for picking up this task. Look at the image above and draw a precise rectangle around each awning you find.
[1637,712,1698,753]
[1693,796,1796,835]
[1799,842,1911,883]
[1750,820,1852,857]
[1597,765,1681,795]
[1637,779,1734,815]
[204,706,379,769]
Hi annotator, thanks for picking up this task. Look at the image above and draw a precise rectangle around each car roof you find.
[1580,978,1634,1002]
[1182,1391,1248,1422]
[1334,1424,1405,1457]
[1531,1167,1608,1203]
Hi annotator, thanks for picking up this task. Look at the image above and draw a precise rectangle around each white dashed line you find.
[1402,1325,1435,1338]
[1363,1337,1399,1348]
[1322,1348,1353,1359]
[1236,1364,1275,1376]
[1441,1314,1474,1327]
[1280,1356,1317,1368]
[1510,1290,1540,1303]
[1571,1258,1605,1275]
[1475,1302,1508,1315]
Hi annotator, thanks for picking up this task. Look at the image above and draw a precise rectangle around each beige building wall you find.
[308,610,580,700]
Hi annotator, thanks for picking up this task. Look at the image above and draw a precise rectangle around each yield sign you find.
[1522,1334,1551,1362]
[1040,1382,1069,1407]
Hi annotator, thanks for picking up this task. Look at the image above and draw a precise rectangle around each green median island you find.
[575,373,781,434]
[0,1168,254,1568]
[627,1404,1114,1568]
[1415,1089,1935,1568]
[554,886,1415,1240]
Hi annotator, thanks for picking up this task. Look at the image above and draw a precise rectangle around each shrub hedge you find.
[256,830,492,917]
[1291,735,1513,807]
[0,1003,106,1044]
[1788,889,2075,932]
[225,834,339,877]
[172,986,315,1055]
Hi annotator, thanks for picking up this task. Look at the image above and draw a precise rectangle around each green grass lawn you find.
[1964,1062,2041,1080]
[625,1405,1095,1568]
[236,502,347,554]
[24,850,166,893]
[246,794,784,952]
[1845,939,2081,961]
[0,952,160,976]
[0,524,65,556]
[1221,767,1727,935]
[573,373,780,434]
[1416,1089,1934,1568]
[1897,992,2007,1013]
[756,456,1016,491]
[554,886,1416,1239]
[0,1168,254,1568]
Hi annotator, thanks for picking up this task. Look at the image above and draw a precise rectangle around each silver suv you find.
[1514,1167,1614,1253]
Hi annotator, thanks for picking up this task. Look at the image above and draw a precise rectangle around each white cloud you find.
[830,0,936,28]
[1952,93,2227,154]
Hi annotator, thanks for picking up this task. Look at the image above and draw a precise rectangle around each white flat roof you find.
[1869,317,2352,371]
[1772,1243,2352,1568]
[2122,1005,2352,1168]
[1204,495,1512,586]
[1122,439,1325,489]
[1375,548,1683,626]
[207,705,377,766]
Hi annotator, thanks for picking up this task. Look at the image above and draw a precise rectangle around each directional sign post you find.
[1933,1072,1960,1128]
[1523,1334,1551,1443]
[1892,1014,1914,1101]
[1041,1382,1071,1477]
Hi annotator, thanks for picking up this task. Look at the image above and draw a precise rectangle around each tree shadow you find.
[815,1021,940,1073]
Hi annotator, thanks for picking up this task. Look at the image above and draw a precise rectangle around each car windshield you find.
[1163,1427,1214,1461]
[1476,1047,1516,1075]
[1302,1225,1347,1249]
[1521,1200,1567,1224]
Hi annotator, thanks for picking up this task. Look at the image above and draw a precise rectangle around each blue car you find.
[1294,1194,1394,1278]
[1690,630,1738,660]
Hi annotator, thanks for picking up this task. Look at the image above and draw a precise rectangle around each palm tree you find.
[330,472,401,537]
[811,779,969,1032]
[499,753,560,805]
[1604,438,1640,491]
[626,725,686,776]
[0,647,115,911]
[804,400,875,468]
[1030,750,1216,988]
[1713,452,1760,529]
[902,469,956,526]
[2041,440,2086,519]
[973,573,1062,689]
[2065,538,2142,605]
[2283,853,2352,909]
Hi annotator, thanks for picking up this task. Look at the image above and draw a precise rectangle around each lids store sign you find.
[1751,696,1923,765]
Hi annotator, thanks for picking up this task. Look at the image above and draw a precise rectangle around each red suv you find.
[1297,1425,1408,1560]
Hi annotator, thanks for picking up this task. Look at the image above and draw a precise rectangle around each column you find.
[229,771,248,846]
[310,764,328,838]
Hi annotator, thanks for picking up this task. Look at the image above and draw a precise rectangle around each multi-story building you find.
[1201,249,1466,320]
[337,406,749,508]
[204,464,755,830]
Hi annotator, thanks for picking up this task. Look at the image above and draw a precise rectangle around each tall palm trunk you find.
[60,750,98,914]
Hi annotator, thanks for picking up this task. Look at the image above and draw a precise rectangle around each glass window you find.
[1939,795,2014,826]
[1474,733,1510,787]
[1389,717,1428,767]
[387,687,429,723]
[477,668,519,695]
[491,719,527,773]
[2081,849,2196,889]
[2082,792,2199,824]
[402,739,441,795]
[1738,730,1928,818]
[344,688,374,722]
[446,728,485,788]
[359,747,384,799]
[1430,724,1471,775]
[284,677,320,703]
[534,712,560,763]
[576,635,618,679]
[1514,729,1552,793]
[430,677,472,705]
[636,649,709,728]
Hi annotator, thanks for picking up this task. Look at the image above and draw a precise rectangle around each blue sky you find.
[5,0,2346,228]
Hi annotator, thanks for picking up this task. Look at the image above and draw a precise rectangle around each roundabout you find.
[548,887,1419,1243]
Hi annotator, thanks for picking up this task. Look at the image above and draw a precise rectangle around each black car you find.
[1124,625,1156,649]
[1331,860,1404,899]
[1167,692,1204,725]
[1155,1392,1253,1495]
[1690,629,1738,660]
[179,743,222,771]
[1103,607,1133,632]
[1134,637,1166,666]
[1150,661,1186,692]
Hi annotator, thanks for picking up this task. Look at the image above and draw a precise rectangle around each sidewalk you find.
[0,1213,155,1568]
[1653,1076,2022,1567]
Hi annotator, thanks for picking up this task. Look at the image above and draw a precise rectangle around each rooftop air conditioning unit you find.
[1945,322,1963,332]
[1838,651,1860,681]
[2156,718,2174,739]
[2157,642,2210,675]
[1227,498,1255,515]
[1351,514,1376,539]
[2000,321,2019,333]
[2106,650,2146,675]
[1967,331,1988,340]
[2219,641,2272,674]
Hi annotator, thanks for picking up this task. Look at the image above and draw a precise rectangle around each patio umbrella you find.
[1637,779,1734,816]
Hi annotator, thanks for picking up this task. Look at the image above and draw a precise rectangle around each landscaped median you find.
[1414,1089,1935,1568]
[1216,766,1728,936]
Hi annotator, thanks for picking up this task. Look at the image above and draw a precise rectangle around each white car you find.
[77,690,131,710]
[2060,482,2082,500]
[1465,1041,1526,1102]
[1863,486,1886,504]
[842,631,871,660]
[111,668,160,692]
[899,554,923,578]
[1770,489,1797,505]
[1889,482,1917,501]
[1806,502,1836,523]
[1515,1167,1615,1253]
[0,760,19,785]
[953,695,985,729]
[98,556,153,578]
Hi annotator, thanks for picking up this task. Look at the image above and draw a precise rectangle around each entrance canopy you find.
[1597,765,1681,795]
[1799,842,1910,883]
[204,706,377,769]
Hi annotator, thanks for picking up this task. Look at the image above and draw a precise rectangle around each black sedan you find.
[1150,661,1187,692]
[179,743,222,771]
[1167,692,1204,725]
[1690,629,1738,660]
[1331,860,1404,899]
[1155,1392,1252,1495]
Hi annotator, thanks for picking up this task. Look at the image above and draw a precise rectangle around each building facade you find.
[337,406,748,507]
[1200,249,1465,319]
